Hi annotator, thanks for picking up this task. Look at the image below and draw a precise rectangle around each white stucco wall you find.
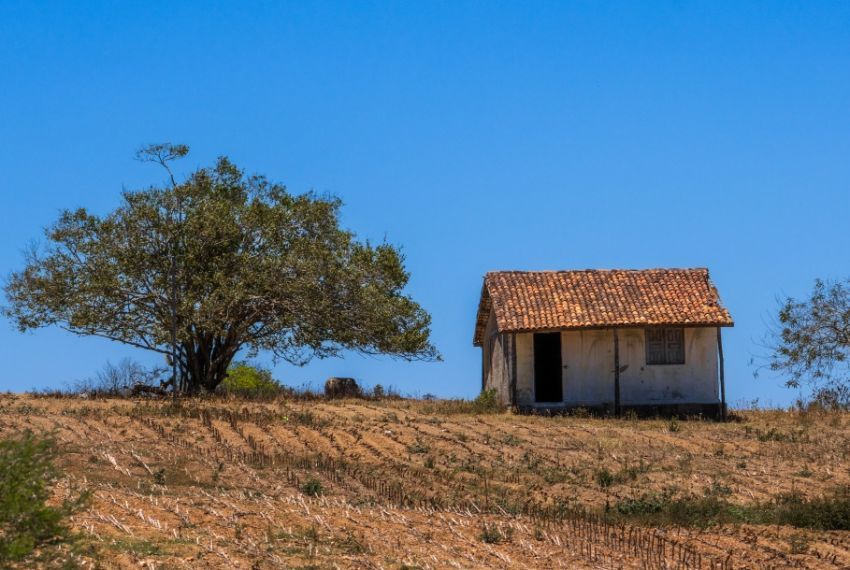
[516,333,534,404]
[514,327,719,407]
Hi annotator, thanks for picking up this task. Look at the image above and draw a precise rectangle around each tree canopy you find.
[768,278,850,406]
[4,144,438,393]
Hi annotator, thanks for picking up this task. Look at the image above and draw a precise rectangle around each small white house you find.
[473,268,733,416]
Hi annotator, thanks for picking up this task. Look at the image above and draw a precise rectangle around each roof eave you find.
[472,281,493,346]
[498,321,734,335]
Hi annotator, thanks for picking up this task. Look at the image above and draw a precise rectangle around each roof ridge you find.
[485,267,708,276]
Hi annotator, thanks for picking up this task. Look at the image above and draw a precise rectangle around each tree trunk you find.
[179,334,239,394]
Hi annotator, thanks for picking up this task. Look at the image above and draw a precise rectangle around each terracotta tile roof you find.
[473,268,733,346]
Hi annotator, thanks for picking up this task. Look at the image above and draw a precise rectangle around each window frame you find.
[644,327,685,365]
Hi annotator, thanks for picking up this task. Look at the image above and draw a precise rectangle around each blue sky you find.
[1,2,849,406]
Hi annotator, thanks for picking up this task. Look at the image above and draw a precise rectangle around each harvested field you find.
[2,395,849,569]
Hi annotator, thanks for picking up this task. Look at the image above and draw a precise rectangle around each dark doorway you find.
[534,332,563,402]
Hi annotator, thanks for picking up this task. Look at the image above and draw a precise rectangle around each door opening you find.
[534,332,563,402]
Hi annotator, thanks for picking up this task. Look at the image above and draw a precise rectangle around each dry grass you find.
[1,394,848,569]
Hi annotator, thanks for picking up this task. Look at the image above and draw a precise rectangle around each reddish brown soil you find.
[1,395,848,569]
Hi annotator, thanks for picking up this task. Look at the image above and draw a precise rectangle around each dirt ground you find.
[1,394,848,569]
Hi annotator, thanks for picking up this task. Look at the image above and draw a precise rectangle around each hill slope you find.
[1,395,848,569]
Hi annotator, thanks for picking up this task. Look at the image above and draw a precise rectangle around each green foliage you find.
[612,489,736,528]
[479,522,510,544]
[0,431,89,568]
[219,362,281,397]
[753,426,807,443]
[594,462,648,489]
[768,489,850,530]
[618,461,650,482]
[153,468,166,485]
[768,278,850,406]
[611,486,850,530]
[300,478,324,497]
[595,468,615,488]
[472,389,501,413]
[406,439,429,454]
[614,492,668,516]
[796,466,813,478]
[570,406,591,418]
[4,144,439,394]
[501,434,522,446]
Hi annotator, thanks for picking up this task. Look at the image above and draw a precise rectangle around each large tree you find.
[768,278,850,406]
[4,144,438,393]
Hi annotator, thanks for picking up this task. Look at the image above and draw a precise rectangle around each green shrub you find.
[407,439,429,454]
[501,434,522,446]
[595,468,615,488]
[660,495,728,528]
[415,389,505,415]
[153,468,166,485]
[0,431,89,568]
[770,489,850,530]
[479,522,510,544]
[301,478,324,497]
[594,462,650,490]
[615,493,666,516]
[472,389,502,413]
[219,362,281,398]
[612,491,729,528]
[570,407,591,418]
[611,487,850,531]
[754,427,808,443]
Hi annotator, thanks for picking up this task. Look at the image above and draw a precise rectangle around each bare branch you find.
[135,143,189,188]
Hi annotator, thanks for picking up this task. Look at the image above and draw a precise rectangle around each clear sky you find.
[2,2,849,406]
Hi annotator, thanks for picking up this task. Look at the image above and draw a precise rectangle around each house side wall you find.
[481,311,492,390]
[481,311,512,405]
[514,327,718,407]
